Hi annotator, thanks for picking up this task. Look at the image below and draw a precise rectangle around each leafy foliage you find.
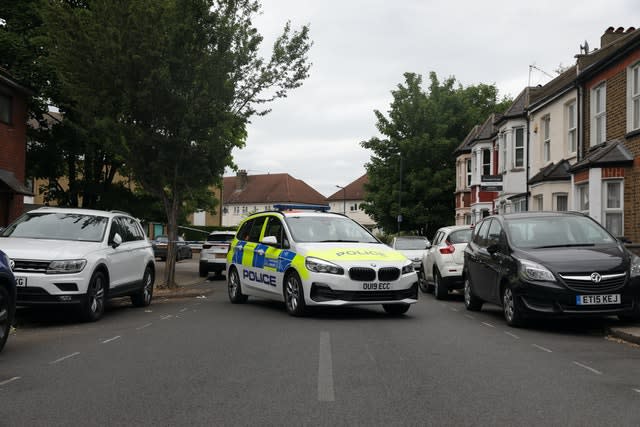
[361,72,511,237]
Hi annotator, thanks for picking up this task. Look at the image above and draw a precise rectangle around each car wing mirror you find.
[261,235,278,246]
[487,243,500,255]
[111,233,122,248]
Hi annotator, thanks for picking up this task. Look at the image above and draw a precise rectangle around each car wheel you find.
[503,285,525,327]
[228,267,248,304]
[418,266,429,293]
[131,266,154,307]
[463,275,483,311]
[199,264,208,278]
[433,268,448,300]
[284,271,306,316]
[382,303,410,315]
[81,271,106,322]
[0,286,11,352]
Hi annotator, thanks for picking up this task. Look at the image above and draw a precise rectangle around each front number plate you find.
[576,294,620,305]
[362,282,391,290]
[15,276,27,287]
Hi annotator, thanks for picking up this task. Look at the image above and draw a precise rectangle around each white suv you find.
[199,231,236,278]
[0,207,156,321]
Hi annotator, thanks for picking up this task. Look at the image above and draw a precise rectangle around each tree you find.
[361,72,511,236]
[42,0,312,287]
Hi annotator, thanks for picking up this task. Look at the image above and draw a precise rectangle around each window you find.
[591,83,606,145]
[482,149,491,176]
[501,133,507,172]
[566,101,577,154]
[466,159,472,187]
[464,214,471,225]
[577,183,589,214]
[0,93,11,124]
[514,128,524,168]
[603,180,623,237]
[264,216,288,248]
[554,193,568,211]
[486,219,504,247]
[534,195,543,211]
[542,116,551,162]
[247,218,266,242]
[629,62,640,132]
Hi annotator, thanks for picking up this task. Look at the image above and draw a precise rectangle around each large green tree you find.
[362,72,511,236]
[42,0,311,287]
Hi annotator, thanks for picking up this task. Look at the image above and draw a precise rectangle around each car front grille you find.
[348,267,402,282]
[13,259,50,273]
[558,272,627,293]
[378,267,400,281]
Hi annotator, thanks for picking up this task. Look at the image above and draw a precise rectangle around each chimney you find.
[236,170,248,191]
[601,26,636,48]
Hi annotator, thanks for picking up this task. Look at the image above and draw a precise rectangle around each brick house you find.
[327,174,376,229]
[221,170,328,227]
[453,125,478,225]
[0,68,33,226]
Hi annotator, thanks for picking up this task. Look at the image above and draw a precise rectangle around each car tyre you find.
[382,303,410,315]
[81,271,106,322]
[0,286,11,352]
[418,267,429,293]
[463,275,483,311]
[228,267,248,304]
[433,268,448,300]
[503,285,525,327]
[284,270,306,316]
[199,264,208,278]
[131,266,154,307]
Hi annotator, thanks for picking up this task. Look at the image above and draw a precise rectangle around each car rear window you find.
[207,233,235,243]
[448,229,472,244]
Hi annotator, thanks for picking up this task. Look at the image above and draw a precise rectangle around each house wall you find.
[529,182,571,210]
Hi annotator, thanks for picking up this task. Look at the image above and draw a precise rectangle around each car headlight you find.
[630,253,640,278]
[402,261,414,275]
[47,259,87,274]
[518,259,555,282]
[305,257,344,275]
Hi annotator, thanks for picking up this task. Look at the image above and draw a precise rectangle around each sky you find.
[229,0,640,197]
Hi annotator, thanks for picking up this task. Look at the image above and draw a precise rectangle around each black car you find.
[152,235,193,261]
[0,249,17,352]
[463,212,640,327]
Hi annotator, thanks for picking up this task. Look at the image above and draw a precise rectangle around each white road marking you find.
[101,336,121,344]
[136,323,152,330]
[161,314,173,320]
[464,314,475,320]
[573,361,602,375]
[179,307,188,313]
[50,352,80,365]
[318,331,335,402]
[504,331,520,339]
[532,344,552,353]
[0,376,20,386]
[633,388,640,394]
[449,307,459,312]
[481,322,495,328]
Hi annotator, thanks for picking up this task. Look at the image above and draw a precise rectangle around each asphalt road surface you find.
[2,268,640,426]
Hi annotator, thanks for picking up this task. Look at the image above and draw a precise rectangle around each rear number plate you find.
[15,276,27,287]
[576,294,620,305]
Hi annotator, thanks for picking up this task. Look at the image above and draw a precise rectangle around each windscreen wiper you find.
[533,243,595,249]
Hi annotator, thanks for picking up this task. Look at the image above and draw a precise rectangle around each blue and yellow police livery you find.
[226,205,419,316]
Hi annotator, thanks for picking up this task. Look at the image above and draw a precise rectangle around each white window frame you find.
[553,193,568,211]
[500,133,507,173]
[542,115,551,163]
[591,83,606,145]
[566,100,577,155]
[534,195,543,211]
[576,183,589,215]
[482,149,491,176]
[627,62,640,132]
[603,180,623,237]
[514,128,524,168]
[466,159,472,187]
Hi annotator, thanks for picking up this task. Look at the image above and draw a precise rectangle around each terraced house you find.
[455,26,640,243]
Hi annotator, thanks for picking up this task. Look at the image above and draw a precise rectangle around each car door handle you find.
[256,249,265,256]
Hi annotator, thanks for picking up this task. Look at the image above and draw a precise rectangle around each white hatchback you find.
[0,207,156,321]
[199,231,236,277]
[420,225,473,299]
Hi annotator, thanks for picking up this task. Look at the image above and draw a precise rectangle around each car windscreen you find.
[505,215,617,249]
[448,229,472,244]
[285,215,379,243]
[0,212,109,242]
[394,238,428,250]
[207,233,235,243]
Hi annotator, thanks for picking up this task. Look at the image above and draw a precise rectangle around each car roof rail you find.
[273,203,331,212]
[110,210,132,215]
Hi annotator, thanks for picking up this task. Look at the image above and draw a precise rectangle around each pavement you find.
[153,252,221,300]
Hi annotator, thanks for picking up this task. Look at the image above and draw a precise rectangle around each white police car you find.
[226,204,419,316]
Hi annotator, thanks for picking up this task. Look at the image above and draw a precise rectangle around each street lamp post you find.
[335,185,346,214]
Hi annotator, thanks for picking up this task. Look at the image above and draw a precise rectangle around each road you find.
[2,261,640,426]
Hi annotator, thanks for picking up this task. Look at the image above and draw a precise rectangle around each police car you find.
[226,204,419,316]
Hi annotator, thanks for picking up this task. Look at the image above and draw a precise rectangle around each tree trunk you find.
[162,195,179,289]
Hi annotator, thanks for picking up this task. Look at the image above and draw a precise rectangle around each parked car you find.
[199,231,236,277]
[421,225,473,299]
[0,207,155,321]
[153,235,193,261]
[0,249,17,352]
[390,236,430,273]
[226,204,418,316]
[463,212,640,327]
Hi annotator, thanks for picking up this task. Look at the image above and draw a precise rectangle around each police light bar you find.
[273,204,330,212]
